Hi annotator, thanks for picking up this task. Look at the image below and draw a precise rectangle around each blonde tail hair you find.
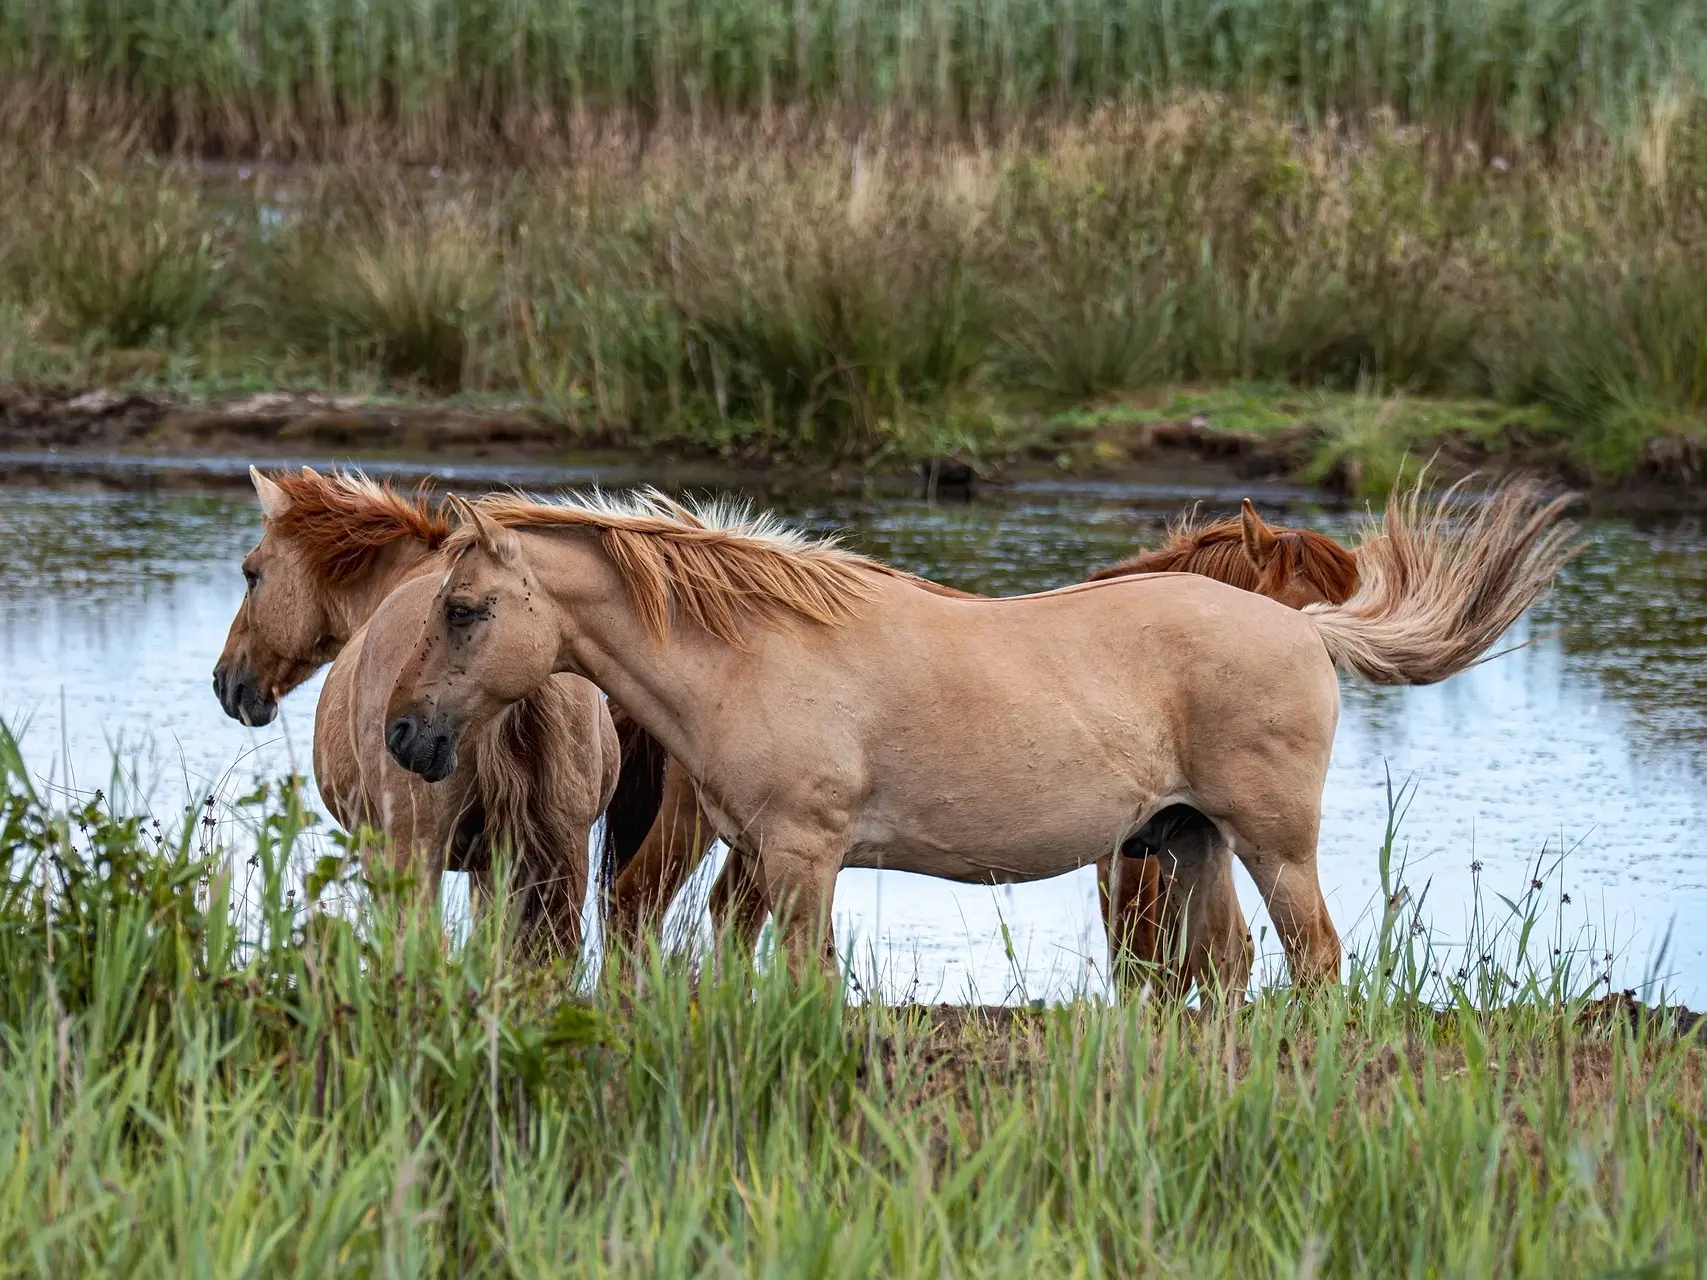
[1306,475,1580,686]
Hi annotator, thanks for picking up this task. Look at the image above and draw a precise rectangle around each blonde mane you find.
[456,488,898,644]
[271,468,451,585]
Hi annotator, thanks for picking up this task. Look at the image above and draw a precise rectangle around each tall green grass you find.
[0,722,1702,1273]
[3,106,1707,484]
[1,0,1706,152]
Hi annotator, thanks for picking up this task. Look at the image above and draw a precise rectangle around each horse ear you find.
[447,494,520,566]
[251,466,290,521]
[1241,499,1279,568]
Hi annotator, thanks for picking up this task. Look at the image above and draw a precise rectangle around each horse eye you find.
[446,600,485,626]
[243,569,260,592]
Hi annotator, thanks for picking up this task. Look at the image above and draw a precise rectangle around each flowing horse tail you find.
[598,702,670,906]
[470,678,602,959]
[1306,474,1580,686]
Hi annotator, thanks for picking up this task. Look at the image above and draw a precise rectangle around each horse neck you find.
[321,540,443,644]
[524,530,739,781]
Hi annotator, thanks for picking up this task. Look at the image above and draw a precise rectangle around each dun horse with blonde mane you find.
[212,467,619,954]
[384,479,1573,986]
[603,497,1364,996]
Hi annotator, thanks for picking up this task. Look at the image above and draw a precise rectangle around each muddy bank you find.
[854,995,1705,1103]
[0,387,567,457]
[919,992,1703,1039]
[2,385,1703,509]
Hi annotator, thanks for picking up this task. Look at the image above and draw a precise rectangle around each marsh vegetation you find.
[1,87,1707,490]
[0,723,1701,1275]
[2,6,1705,1270]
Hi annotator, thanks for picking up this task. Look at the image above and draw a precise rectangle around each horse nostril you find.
[386,716,417,761]
[212,667,228,702]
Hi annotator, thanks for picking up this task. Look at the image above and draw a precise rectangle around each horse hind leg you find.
[1226,805,1339,988]
[1106,805,1252,1003]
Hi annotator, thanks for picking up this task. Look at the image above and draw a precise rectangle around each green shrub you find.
[34,166,225,347]
[303,209,499,394]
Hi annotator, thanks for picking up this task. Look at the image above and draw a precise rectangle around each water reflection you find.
[0,482,1703,1003]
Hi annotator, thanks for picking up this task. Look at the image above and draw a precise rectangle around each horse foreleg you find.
[508,827,591,964]
[1167,830,1253,1004]
[1103,819,1254,1003]
[708,843,771,954]
[358,773,448,908]
[1099,852,1165,998]
[755,837,840,981]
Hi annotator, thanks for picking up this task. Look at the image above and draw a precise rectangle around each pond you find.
[1,462,1703,1004]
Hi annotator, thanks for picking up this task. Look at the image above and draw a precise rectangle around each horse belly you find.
[842,786,1140,884]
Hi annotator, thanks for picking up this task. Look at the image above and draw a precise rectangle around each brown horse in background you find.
[213,468,619,956]
[602,497,1361,998]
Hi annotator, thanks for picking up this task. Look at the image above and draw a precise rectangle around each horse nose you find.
[386,714,419,765]
[214,663,274,725]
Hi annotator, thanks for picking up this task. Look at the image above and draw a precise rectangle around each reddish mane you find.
[1089,511,1360,604]
[270,471,453,585]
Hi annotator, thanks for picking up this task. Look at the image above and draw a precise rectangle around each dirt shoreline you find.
[2,385,1703,509]
[922,991,1704,1039]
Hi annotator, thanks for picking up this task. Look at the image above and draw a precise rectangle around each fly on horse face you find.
[212,467,619,957]
[383,479,1574,989]
[601,497,1365,998]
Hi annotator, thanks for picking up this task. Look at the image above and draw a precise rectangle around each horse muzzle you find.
[385,706,460,783]
[212,662,279,727]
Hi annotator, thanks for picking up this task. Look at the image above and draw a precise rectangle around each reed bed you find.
[0,722,1702,1274]
[1,0,1705,154]
[3,103,1707,488]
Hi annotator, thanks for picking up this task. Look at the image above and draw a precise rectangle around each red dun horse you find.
[603,497,1363,997]
[213,468,618,955]
[384,479,1573,988]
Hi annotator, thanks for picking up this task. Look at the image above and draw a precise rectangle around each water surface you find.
[2,473,1703,1003]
